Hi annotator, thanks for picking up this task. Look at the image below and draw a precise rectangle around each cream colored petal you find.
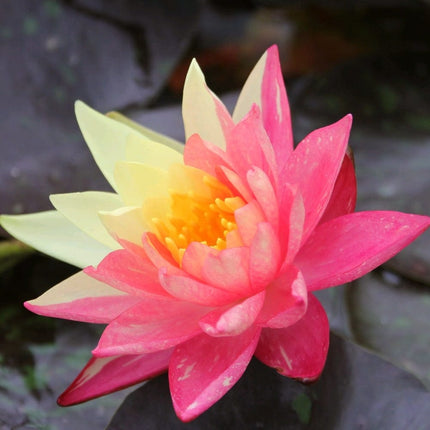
[99,206,149,246]
[107,110,184,154]
[26,271,126,308]
[232,50,267,123]
[75,101,143,191]
[0,211,110,268]
[50,192,122,249]
[182,59,234,150]
[125,133,183,168]
[114,161,169,207]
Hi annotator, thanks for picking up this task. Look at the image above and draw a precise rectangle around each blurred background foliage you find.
[0,0,429,428]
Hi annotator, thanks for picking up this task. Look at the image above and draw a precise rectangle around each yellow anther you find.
[215,198,231,213]
[165,237,180,263]
[225,196,246,212]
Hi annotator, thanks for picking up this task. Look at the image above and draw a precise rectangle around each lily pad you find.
[107,333,430,429]
[347,270,430,389]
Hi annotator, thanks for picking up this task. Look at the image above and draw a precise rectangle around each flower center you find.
[149,167,245,264]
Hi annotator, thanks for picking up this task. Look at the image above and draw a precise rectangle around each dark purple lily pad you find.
[106,332,430,429]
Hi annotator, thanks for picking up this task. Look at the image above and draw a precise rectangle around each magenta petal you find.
[226,105,277,189]
[202,247,252,295]
[296,211,430,291]
[255,293,329,380]
[247,166,279,232]
[256,266,307,329]
[184,133,230,176]
[58,349,172,405]
[234,199,265,246]
[260,45,294,170]
[199,292,265,337]
[169,327,261,421]
[281,115,352,243]
[85,249,170,298]
[93,299,207,356]
[216,166,253,202]
[319,153,356,224]
[181,241,217,280]
[277,184,305,262]
[160,270,242,306]
[249,222,281,293]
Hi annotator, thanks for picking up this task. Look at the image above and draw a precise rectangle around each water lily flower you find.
[1,45,429,421]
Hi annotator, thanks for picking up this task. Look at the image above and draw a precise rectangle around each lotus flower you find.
[1,46,429,421]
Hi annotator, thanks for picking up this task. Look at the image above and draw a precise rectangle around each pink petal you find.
[260,45,294,170]
[281,115,352,243]
[85,249,170,298]
[226,105,277,189]
[58,349,172,406]
[256,266,307,328]
[319,152,356,224]
[201,247,252,295]
[199,292,265,337]
[216,165,253,202]
[181,241,218,280]
[249,222,281,293]
[169,327,261,421]
[295,211,430,291]
[234,199,266,246]
[233,45,293,170]
[160,270,242,306]
[247,166,279,232]
[183,133,230,177]
[24,271,140,324]
[255,293,329,381]
[277,184,305,262]
[140,233,183,276]
[93,299,207,356]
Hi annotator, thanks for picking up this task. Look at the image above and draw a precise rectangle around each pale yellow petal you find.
[99,206,149,246]
[114,161,169,206]
[107,110,184,154]
[182,59,233,150]
[50,192,122,249]
[26,271,125,308]
[75,101,141,191]
[0,211,110,268]
[125,133,183,168]
[232,50,267,123]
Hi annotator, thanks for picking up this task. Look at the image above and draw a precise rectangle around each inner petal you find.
[143,164,246,265]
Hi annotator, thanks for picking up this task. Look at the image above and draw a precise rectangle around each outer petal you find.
[50,191,122,249]
[0,211,110,268]
[85,249,170,298]
[106,110,184,153]
[169,327,261,422]
[58,349,173,406]
[319,152,356,224]
[199,292,265,337]
[256,266,307,328]
[233,45,293,168]
[255,293,329,381]
[24,271,140,323]
[75,101,141,191]
[125,133,183,167]
[93,299,207,356]
[281,115,352,243]
[295,211,430,291]
[182,59,234,150]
